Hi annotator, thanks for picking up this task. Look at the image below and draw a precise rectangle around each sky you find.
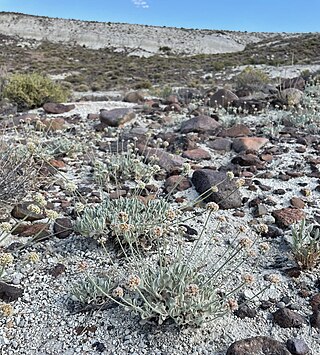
[0,0,320,33]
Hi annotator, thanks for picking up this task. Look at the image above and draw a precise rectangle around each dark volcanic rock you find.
[164,176,191,193]
[209,88,238,108]
[0,281,23,301]
[100,108,135,127]
[273,308,306,328]
[43,102,75,114]
[123,91,145,103]
[286,338,310,355]
[234,304,257,319]
[272,208,305,228]
[218,124,251,138]
[310,309,320,328]
[191,169,242,209]
[207,138,232,151]
[226,336,290,355]
[232,137,269,153]
[140,146,185,173]
[53,217,73,239]
[182,148,211,160]
[180,115,221,134]
[11,202,45,221]
[231,153,263,167]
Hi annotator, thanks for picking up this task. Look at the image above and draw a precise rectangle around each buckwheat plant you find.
[0,252,14,282]
[72,197,271,326]
[93,138,162,187]
[291,219,320,270]
[74,196,177,248]
[0,138,38,204]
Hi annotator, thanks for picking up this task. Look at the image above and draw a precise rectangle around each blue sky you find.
[0,0,319,32]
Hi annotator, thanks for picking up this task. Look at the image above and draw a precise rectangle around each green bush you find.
[4,73,71,110]
[234,66,269,91]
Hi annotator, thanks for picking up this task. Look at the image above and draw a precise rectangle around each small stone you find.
[232,137,269,153]
[180,115,221,134]
[218,123,251,138]
[260,154,273,162]
[273,308,306,328]
[191,169,242,209]
[310,309,320,328]
[100,108,135,127]
[262,225,283,238]
[286,338,310,355]
[123,91,145,103]
[92,342,106,353]
[40,117,66,131]
[109,190,127,199]
[164,176,191,193]
[310,293,320,311]
[15,223,50,239]
[139,146,185,173]
[290,197,305,209]
[43,103,75,114]
[182,148,211,160]
[11,202,45,221]
[234,304,257,319]
[53,218,73,239]
[0,281,23,301]
[254,204,268,217]
[226,336,290,355]
[284,267,301,278]
[49,159,66,169]
[49,263,66,278]
[209,88,238,108]
[207,138,232,151]
[272,208,305,228]
[231,153,263,167]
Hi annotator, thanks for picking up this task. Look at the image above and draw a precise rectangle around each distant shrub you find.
[4,73,70,110]
[159,46,171,53]
[134,80,152,90]
[234,66,269,91]
[0,66,8,100]
[76,84,90,92]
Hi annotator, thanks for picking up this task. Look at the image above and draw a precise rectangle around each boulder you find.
[100,108,135,127]
[191,169,242,209]
[226,336,291,355]
[43,103,75,114]
[180,115,221,134]
[209,88,238,108]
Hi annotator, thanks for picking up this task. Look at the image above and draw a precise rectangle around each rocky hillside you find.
[0,12,280,56]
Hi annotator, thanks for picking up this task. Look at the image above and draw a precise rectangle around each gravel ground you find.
[1,100,320,354]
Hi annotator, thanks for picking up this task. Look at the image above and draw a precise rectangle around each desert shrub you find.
[93,142,161,186]
[0,66,8,100]
[291,219,320,270]
[76,84,90,92]
[72,201,274,326]
[134,80,152,90]
[282,81,320,130]
[234,66,269,91]
[0,138,38,204]
[3,73,70,110]
[74,196,174,247]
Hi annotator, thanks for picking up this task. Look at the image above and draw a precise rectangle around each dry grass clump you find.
[291,219,320,270]
[0,137,38,204]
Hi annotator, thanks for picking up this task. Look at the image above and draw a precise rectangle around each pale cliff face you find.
[0,12,278,56]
